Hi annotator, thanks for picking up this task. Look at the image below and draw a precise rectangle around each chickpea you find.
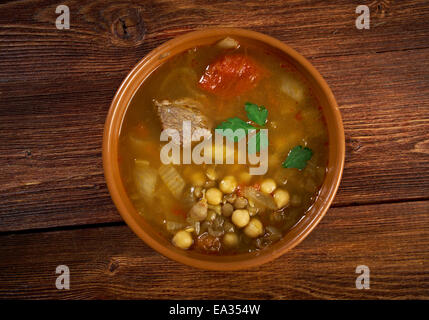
[219,175,237,194]
[244,218,264,238]
[190,171,206,187]
[206,187,223,205]
[223,232,239,247]
[231,209,250,228]
[261,178,277,194]
[273,188,290,209]
[172,230,193,249]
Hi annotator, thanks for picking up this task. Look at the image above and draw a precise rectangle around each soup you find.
[118,36,328,254]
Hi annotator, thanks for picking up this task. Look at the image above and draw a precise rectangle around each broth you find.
[118,37,328,254]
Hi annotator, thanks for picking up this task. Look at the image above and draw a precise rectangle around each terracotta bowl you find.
[103,28,345,270]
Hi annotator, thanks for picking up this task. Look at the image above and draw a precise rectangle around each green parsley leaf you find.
[282,145,313,170]
[216,117,256,142]
[245,102,268,126]
[247,130,269,154]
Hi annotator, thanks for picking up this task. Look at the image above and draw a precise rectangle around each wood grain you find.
[0,200,427,299]
[0,2,428,230]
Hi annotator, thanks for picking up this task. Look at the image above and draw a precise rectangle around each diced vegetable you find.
[188,198,208,221]
[166,221,185,233]
[158,165,185,199]
[243,186,277,210]
[281,74,305,102]
[134,162,158,202]
[216,37,239,49]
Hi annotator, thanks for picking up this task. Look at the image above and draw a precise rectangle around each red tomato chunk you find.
[199,54,265,98]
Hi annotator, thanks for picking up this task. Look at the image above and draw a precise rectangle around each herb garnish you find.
[245,102,268,126]
[215,102,268,153]
[215,117,256,142]
[282,146,313,170]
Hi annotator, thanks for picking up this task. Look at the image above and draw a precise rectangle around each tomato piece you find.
[199,54,265,98]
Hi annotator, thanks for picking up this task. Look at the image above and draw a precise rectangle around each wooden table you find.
[0,0,428,299]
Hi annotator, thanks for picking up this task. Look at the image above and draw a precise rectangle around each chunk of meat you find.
[195,232,221,254]
[199,54,265,98]
[154,98,212,145]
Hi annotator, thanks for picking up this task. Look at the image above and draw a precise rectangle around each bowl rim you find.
[103,27,345,271]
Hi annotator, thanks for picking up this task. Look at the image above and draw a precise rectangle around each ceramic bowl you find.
[103,28,345,270]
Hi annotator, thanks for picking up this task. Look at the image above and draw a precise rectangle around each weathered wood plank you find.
[0,0,428,231]
[309,48,429,206]
[0,201,427,299]
[1,0,428,60]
